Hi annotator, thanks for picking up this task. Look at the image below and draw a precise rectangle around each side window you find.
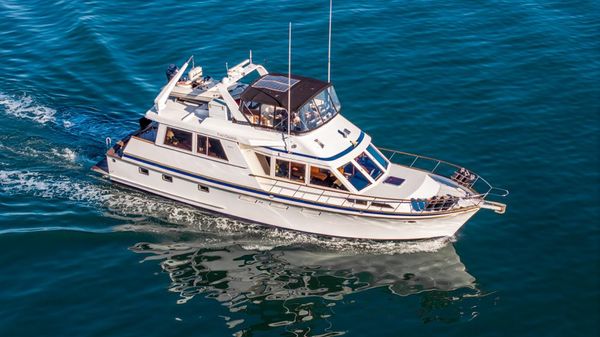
[243,101,261,125]
[355,152,383,180]
[260,104,275,127]
[255,153,271,175]
[310,166,347,191]
[164,127,192,151]
[275,159,290,179]
[290,162,305,182]
[207,138,228,161]
[275,159,306,183]
[197,135,207,155]
[338,162,371,191]
[367,144,389,169]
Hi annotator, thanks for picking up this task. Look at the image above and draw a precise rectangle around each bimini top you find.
[239,73,341,133]
[241,73,330,112]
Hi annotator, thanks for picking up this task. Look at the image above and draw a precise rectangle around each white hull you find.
[105,157,479,240]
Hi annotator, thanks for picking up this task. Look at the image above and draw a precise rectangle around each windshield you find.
[338,162,371,191]
[355,152,383,180]
[291,86,341,132]
[367,145,389,169]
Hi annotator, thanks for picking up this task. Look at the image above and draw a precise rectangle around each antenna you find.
[249,49,253,64]
[327,0,333,83]
[288,22,292,139]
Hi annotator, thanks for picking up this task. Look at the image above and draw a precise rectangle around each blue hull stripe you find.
[262,131,365,161]
[121,153,466,218]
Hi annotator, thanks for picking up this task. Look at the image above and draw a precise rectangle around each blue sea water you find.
[0,0,598,336]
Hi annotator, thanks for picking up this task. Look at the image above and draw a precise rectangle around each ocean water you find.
[0,0,598,336]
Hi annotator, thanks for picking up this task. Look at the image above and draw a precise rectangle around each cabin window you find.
[309,166,347,191]
[338,162,371,191]
[197,135,207,154]
[196,135,228,161]
[367,144,389,169]
[275,159,306,182]
[164,127,192,151]
[162,174,173,182]
[198,184,209,192]
[138,167,149,175]
[207,138,228,160]
[355,152,383,180]
[256,153,271,175]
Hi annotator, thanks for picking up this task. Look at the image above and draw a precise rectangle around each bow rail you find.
[249,148,508,215]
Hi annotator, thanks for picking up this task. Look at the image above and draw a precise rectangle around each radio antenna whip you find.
[327,0,333,82]
[288,22,292,140]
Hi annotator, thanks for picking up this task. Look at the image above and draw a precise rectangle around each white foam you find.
[0,143,78,165]
[0,92,56,124]
[0,170,107,203]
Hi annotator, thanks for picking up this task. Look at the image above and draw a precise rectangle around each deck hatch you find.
[384,176,405,186]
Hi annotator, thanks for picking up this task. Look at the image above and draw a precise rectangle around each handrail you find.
[250,174,483,215]
[377,147,508,200]
[248,148,507,215]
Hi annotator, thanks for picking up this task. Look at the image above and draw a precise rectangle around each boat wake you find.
[0,92,61,126]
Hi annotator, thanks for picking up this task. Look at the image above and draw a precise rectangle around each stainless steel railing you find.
[378,148,509,199]
[250,148,507,215]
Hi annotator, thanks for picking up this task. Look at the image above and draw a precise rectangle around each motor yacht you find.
[92,57,508,240]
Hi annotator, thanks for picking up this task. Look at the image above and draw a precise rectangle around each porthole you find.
[162,174,173,183]
[139,167,149,175]
[198,184,209,193]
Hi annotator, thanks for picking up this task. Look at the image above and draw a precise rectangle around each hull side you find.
[103,156,479,240]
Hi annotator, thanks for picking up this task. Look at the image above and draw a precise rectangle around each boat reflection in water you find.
[131,236,483,335]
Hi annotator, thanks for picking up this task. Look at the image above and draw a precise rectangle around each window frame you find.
[354,151,384,181]
[255,152,272,176]
[163,127,193,152]
[308,165,348,191]
[366,144,389,170]
[207,137,228,161]
[194,134,228,162]
[338,162,372,191]
[275,158,307,183]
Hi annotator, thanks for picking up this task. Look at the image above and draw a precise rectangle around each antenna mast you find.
[327,0,333,82]
[288,22,292,139]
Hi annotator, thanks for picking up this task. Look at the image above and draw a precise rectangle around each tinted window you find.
[367,145,389,169]
[310,166,347,190]
[197,135,207,155]
[207,138,228,160]
[290,161,305,182]
[355,152,383,180]
[338,162,371,191]
[164,127,192,151]
[275,159,306,182]
[275,159,290,179]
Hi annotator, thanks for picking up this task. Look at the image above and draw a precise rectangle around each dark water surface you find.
[1,1,598,336]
